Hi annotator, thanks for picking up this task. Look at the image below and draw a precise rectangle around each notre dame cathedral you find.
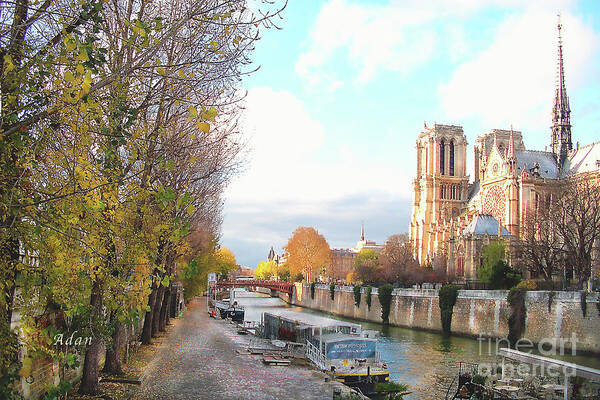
[409,21,600,281]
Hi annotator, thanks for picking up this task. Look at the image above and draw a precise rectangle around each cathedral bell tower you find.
[551,16,572,168]
[409,124,469,264]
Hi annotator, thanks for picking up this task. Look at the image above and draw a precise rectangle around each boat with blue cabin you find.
[261,310,389,393]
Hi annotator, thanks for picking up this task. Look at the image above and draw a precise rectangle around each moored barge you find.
[215,300,245,322]
[261,310,389,392]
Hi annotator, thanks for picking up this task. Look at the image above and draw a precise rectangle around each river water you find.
[230,290,600,400]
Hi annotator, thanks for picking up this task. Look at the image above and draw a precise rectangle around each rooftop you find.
[463,214,511,236]
[565,141,600,176]
[515,150,559,179]
[263,310,361,330]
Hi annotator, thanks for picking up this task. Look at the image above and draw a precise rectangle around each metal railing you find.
[305,340,328,371]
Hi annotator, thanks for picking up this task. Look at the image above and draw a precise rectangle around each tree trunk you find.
[141,282,157,345]
[103,320,125,375]
[79,280,103,395]
[159,288,170,331]
[152,285,165,336]
[169,286,177,318]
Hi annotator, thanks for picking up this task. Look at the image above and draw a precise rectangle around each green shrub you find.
[548,291,555,313]
[375,381,409,399]
[310,282,316,300]
[507,287,527,346]
[378,284,394,324]
[45,380,72,400]
[439,284,459,336]
[330,283,336,300]
[479,241,505,280]
[353,286,361,308]
[366,286,372,310]
[0,319,21,400]
[581,291,587,318]
[482,260,521,289]
[472,374,487,386]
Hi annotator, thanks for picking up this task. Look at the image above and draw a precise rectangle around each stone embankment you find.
[281,284,600,354]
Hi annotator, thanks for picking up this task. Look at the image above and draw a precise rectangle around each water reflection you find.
[434,337,455,354]
[232,290,600,399]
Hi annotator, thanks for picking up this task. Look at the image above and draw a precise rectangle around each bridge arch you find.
[215,280,294,296]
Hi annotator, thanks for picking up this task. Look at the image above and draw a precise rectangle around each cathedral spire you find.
[360,222,365,241]
[551,14,572,167]
[508,127,514,156]
[508,126,517,175]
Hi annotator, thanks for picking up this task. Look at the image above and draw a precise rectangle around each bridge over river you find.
[215,279,294,295]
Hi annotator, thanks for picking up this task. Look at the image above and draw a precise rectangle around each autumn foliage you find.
[0,0,285,395]
[284,227,330,283]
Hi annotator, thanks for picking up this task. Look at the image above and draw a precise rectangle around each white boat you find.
[261,310,389,393]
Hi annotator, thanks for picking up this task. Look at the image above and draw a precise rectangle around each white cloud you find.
[438,11,598,132]
[295,0,438,87]
[226,87,410,206]
[295,0,576,89]
[221,87,413,264]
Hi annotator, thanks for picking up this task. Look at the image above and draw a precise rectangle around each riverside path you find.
[133,297,339,400]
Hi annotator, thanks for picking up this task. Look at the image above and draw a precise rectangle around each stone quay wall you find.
[281,284,600,354]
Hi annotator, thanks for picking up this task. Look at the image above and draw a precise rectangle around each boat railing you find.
[305,340,328,371]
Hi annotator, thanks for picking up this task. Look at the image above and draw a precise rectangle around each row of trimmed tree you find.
[1,0,284,397]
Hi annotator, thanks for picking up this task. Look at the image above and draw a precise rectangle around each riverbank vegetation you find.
[439,284,459,336]
[378,284,394,325]
[0,0,286,396]
[353,286,362,307]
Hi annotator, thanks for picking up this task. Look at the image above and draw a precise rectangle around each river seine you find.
[231,289,600,399]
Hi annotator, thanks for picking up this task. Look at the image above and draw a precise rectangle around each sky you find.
[221,0,600,269]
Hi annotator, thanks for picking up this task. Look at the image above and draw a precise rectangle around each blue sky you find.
[221,0,600,269]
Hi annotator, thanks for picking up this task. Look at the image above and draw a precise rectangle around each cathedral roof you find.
[514,150,559,179]
[563,141,600,176]
[466,181,480,203]
[463,214,511,236]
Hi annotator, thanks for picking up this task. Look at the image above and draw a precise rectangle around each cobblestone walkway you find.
[133,297,337,400]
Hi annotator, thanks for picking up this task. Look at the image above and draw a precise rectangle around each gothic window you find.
[449,140,455,176]
[457,246,464,277]
[440,140,445,175]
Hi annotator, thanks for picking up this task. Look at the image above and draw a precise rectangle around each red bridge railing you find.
[215,280,294,295]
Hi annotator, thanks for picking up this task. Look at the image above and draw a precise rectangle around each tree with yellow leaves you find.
[284,227,330,283]
[1,0,287,395]
[215,247,238,278]
[254,260,276,280]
